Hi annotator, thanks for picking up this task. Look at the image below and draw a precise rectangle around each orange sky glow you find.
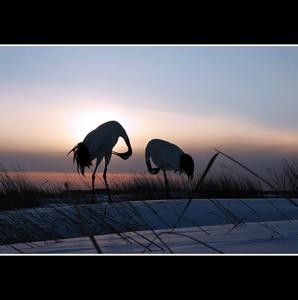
[1,46,298,178]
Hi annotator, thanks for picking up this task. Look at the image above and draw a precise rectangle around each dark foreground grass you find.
[112,172,265,201]
[2,159,298,211]
[1,155,298,253]
[0,169,264,211]
[0,168,57,211]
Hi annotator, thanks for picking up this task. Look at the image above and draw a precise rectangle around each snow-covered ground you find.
[1,220,298,254]
[1,198,298,254]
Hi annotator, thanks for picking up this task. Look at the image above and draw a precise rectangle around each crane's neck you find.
[113,137,132,160]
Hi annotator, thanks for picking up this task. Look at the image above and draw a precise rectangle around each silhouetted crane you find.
[68,120,132,202]
[145,139,194,197]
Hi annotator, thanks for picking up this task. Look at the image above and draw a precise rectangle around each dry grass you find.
[2,153,298,253]
[2,157,298,212]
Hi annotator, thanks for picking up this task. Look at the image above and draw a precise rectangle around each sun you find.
[71,109,135,142]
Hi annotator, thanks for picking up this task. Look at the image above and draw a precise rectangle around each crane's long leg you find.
[163,169,169,199]
[103,154,112,202]
[91,158,102,203]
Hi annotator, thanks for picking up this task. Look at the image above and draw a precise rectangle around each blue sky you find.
[0,46,298,173]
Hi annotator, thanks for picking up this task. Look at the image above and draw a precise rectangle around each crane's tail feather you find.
[179,153,194,181]
[67,142,93,176]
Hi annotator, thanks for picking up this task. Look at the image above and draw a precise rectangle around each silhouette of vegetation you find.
[2,158,298,211]
[1,155,298,253]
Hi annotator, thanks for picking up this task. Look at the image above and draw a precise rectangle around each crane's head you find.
[179,153,194,181]
[112,137,132,160]
[113,150,132,160]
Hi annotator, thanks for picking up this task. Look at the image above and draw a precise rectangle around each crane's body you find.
[83,121,129,160]
[68,120,132,202]
[145,139,194,197]
[145,139,184,172]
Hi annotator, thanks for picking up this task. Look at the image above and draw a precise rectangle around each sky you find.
[1,45,298,176]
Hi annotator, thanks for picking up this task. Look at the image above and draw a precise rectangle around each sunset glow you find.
[1,45,298,177]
